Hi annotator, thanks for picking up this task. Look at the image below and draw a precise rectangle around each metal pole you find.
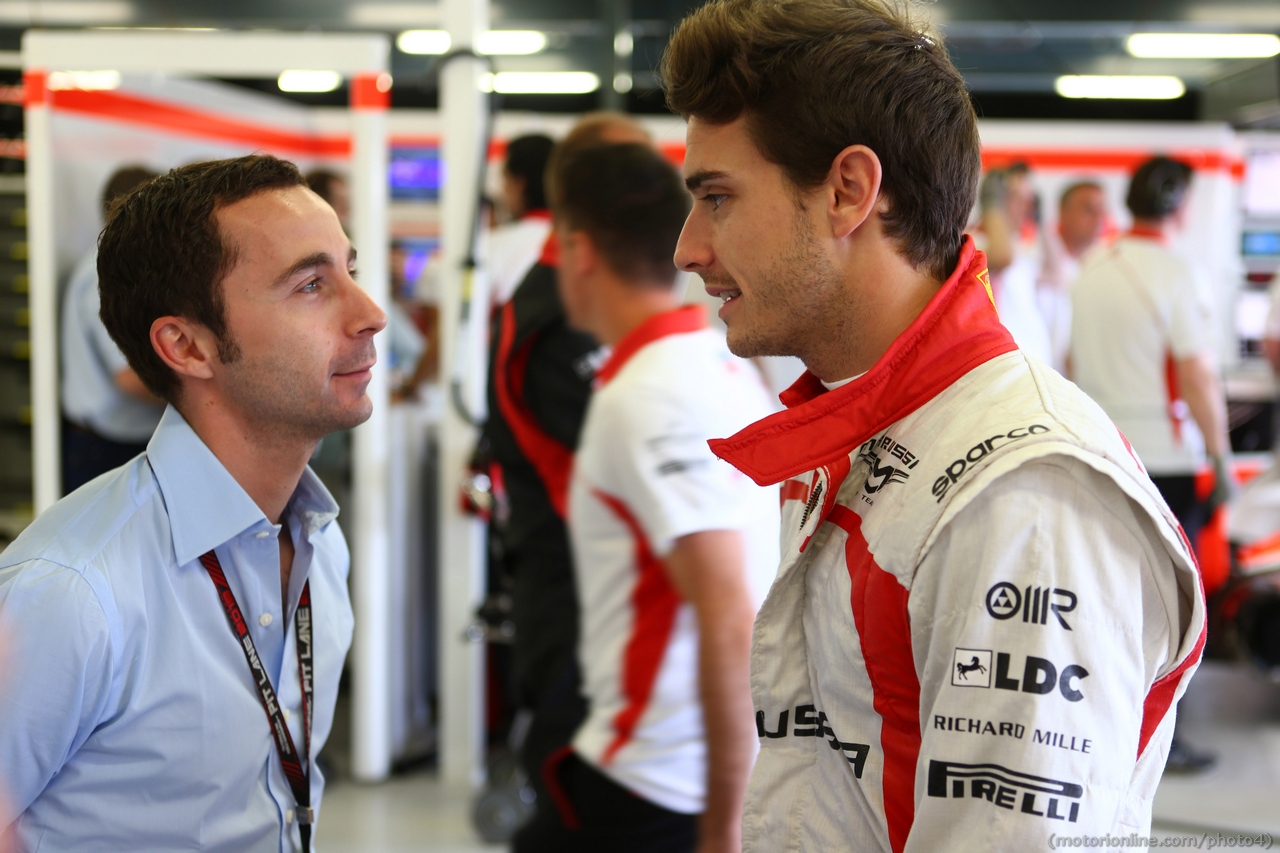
[349,71,394,783]
[439,0,489,788]
[22,67,58,514]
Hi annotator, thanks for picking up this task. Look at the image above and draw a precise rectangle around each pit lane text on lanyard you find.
[200,549,315,851]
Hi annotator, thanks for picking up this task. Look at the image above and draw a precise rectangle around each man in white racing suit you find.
[661,1,1206,850]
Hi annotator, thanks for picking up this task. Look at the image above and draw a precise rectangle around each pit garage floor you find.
[319,662,1280,852]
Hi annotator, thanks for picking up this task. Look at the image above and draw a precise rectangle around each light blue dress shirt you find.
[0,406,354,852]
[60,248,165,442]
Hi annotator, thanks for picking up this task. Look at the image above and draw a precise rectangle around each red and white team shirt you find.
[568,306,780,814]
[711,238,1205,852]
[1070,232,1215,476]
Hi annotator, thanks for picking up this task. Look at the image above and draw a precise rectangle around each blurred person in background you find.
[1040,181,1108,373]
[488,134,556,306]
[487,113,651,852]
[973,165,1053,365]
[0,155,383,851]
[1070,156,1225,775]
[539,141,777,853]
[60,166,163,493]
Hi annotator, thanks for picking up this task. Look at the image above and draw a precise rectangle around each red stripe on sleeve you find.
[829,504,920,853]
[592,489,681,765]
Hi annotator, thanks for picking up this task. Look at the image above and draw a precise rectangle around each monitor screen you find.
[1245,150,1280,217]
[1244,231,1280,257]
[389,147,441,200]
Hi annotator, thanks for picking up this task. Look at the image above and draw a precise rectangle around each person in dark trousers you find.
[483,113,651,851]
[60,166,163,493]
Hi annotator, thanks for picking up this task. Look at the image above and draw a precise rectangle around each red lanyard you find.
[201,549,314,852]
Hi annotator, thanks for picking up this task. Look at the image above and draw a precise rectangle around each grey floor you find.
[318,662,1280,852]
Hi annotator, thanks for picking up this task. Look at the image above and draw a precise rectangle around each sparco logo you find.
[986,582,1077,629]
[856,434,919,495]
[931,424,1051,503]
[926,760,1081,822]
[950,648,1088,702]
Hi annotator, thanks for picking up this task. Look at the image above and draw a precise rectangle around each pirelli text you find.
[1049,833,1274,849]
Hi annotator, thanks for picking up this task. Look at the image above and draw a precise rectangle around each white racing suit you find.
[710,238,1206,853]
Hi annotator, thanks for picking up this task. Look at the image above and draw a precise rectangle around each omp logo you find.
[986,582,1078,629]
[927,760,1081,822]
[950,648,1089,702]
[977,268,995,306]
[931,424,1052,503]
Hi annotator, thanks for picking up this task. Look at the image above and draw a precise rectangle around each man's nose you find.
[346,277,388,337]
[674,212,711,273]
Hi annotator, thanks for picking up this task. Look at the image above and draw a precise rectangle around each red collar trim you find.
[1126,224,1167,244]
[522,208,552,222]
[709,236,1018,486]
[537,232,559,268]
[595,305,708,387]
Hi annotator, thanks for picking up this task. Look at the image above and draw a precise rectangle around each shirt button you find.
[259,613,273,627]
[255,531,270,539]
[285,808,294,824]
[283,708,291,723]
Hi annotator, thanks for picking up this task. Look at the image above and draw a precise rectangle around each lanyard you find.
[200,549,315,852]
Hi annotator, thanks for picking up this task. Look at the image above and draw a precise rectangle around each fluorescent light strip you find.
[47,70,121,91]
[1127,32,1280,59]
[397,29,548,55]
[480,71,600,94]
[1054,75,1186,100]
[278,70,343,93]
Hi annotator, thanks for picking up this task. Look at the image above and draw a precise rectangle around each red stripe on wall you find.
[829,504,920,853]
[49,88,351,157]
[592,488,681,766]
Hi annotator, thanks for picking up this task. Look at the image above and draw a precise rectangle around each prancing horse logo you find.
[956,655,988,681]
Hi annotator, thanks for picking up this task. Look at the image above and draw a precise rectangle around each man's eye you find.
[301,278,321,293]
[348,267,359,279]
[703,193,727,210]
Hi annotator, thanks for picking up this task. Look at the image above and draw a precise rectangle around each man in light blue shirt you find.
[0,154,387,852]
[60,166,164,493]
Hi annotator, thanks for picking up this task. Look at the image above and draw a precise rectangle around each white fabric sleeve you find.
[1166,260,1213,360]
[596,384,758,556]
[0,561,115,826]
[904,457,1185,851]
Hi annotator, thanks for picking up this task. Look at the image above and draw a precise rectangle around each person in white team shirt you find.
[540,142,779,853]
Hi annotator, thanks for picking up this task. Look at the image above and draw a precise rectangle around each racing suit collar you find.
[595,304,708,387]
[709,236,1017,486]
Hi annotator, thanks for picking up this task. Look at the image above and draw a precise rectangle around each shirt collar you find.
[594,304,708,387]
[708,236,1017,486]
[146,406,340,566]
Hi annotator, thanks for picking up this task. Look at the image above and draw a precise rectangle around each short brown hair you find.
[661,0,980,280]
[98,155,307,402]
[544,111,651,207]
[555,143,691,284]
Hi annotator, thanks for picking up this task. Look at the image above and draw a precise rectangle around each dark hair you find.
[1059,180,1103,209]
[98,155,307,402]
[1126,157,1191,220]
[504,134,555,212]
[305,169,345,206]
[555,143,691,285]
[661,0,980,280]
[100,166,158,218]
[544,112,651,207]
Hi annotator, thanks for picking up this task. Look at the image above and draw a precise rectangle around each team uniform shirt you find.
[485,211,554,306]
[568,306,781,814]
[1070,234,1215,475]
[0,406,353,853]
[710,238,1204,853]
[60,248,164,442]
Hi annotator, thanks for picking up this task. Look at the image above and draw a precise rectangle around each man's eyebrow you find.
[273,245,356,287]
[685,169,729,192]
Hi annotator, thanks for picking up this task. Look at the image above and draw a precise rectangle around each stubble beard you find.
[721,208,846,363]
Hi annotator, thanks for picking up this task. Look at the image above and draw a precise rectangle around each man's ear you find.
[150,316,219,383]
[563,228,599,278]
[826,144,883,240]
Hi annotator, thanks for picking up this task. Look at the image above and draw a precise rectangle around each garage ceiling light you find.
[47,70,120,90]
[1126,32,1280,58]
[1054,75,1186,100]
[479,71,600,94]
[397,29,547,56]
[278,70,343,93]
